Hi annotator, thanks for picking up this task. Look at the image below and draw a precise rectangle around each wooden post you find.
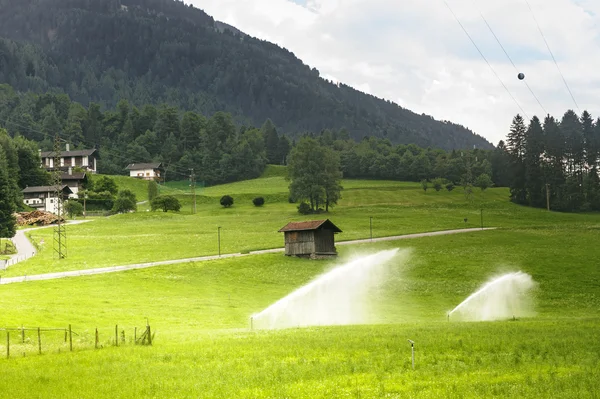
[95,328,98,349]
[134,327,137,344]
[38,327,41,355]
[21,325,24,343]
[115,325,118,347]
[546,183,550,211]
[147,325,152,346]
[6,331,9,359]
[69,324,72,352]
[64,329,67,342]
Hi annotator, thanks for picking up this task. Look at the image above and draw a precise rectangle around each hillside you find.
[0,0,493,150]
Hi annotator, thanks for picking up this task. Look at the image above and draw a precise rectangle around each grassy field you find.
[0,168,598,397]
[4,170,598,277]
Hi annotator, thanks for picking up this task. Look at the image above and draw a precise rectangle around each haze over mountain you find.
[0,0,493,150]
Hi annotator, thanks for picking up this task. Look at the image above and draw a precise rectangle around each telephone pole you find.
[52,134,67,259]
[189,168,196,215]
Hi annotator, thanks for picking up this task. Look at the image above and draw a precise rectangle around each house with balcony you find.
[40,144,99,174]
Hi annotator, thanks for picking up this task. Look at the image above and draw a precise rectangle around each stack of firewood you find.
[14,211,65,226]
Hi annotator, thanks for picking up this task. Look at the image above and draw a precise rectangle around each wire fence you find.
[0,323,153,360]
[0,251,36,271]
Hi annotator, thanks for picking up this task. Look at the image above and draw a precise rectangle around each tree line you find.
[505,110,600,212]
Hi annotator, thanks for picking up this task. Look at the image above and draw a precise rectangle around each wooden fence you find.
[0,323,153,359]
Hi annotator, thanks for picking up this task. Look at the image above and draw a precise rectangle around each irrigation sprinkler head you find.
[407,339,414,346]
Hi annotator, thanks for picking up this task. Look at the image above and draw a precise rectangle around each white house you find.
[40,144,99,174]
[125,162,163,181]
[22,185,73,214]
[61,168,88,198]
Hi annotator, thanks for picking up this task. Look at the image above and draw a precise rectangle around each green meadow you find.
[0,167,599,398]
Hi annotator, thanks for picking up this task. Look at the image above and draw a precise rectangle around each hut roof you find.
[278,219,342,233]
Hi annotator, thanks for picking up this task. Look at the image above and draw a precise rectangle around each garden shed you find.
[278,219,342,259]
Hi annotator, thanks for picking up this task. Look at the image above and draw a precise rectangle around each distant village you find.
[22,144,163,214]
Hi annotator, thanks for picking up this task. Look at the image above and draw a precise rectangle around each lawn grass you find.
[0,226,598,397]
[0,172,599,398]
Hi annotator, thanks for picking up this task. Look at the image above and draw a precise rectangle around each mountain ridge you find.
[0,0,494,150]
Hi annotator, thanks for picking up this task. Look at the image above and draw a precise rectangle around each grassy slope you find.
[7,169,597,277]
[0,169,599,397]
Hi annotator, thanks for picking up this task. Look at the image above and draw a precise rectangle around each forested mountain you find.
[0,0,493,150]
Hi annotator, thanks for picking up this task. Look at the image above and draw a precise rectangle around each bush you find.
[446,183,455,192]
[421,179,429,192]
[432,177,446,192]
[112,189,138,213]
[252,197,265,207]
[288,195,297,204]
[298,202,311,214]
[475,173,494,191]
[65,200,83,218]
[151,195,181,212]
[220,195,234,208]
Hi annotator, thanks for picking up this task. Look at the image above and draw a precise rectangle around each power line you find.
[523,0,580,112]
[443,0,529,120]
[471,1,548,116]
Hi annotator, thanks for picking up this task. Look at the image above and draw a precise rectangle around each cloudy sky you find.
[191,0,600,145]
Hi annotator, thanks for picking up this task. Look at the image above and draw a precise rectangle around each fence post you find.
[6,331,9,359]
[134,327,137,344]
[115,325,118,347]
[69,324,72,352]
[21,325,24,343]
[95,328,98,349]
[38,327,42,355]
[147,325,152,346]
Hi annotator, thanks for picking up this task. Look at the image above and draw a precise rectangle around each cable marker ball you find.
[518,72,525,80]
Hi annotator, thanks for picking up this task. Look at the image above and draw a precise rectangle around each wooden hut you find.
[278,219,342,259]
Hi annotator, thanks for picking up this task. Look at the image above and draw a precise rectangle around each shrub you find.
[446,183,455,192]
[65,200,83,218]
[475,173,494,191]
[112,189,138,213]
[151,195,181,212]
[421,179,429,192]
[252,197,265,207]
[297,202,311,214]
[220,195,234,208]
[288,195,297,204]
[432,177,446,192]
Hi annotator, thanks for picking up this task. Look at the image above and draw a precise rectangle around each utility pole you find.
[52,134,67,259]
[189,168,196,215]
[370,216,373,241]
[545,183,550,211]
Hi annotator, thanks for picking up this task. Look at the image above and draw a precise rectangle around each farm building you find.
[126,162,163,181]
[22,185,73,214]
[40,144,99,174]
[278,219,342,259]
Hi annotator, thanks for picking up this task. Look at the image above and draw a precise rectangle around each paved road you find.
[0,227,495,285]
[2,220,92,269]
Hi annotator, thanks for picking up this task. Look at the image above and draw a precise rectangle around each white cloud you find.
[191,0,600,145]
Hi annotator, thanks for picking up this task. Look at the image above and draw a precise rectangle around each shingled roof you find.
[22,185,73,194]
[125,162,163,170]
[278,219,342,233]
[40,149,98,158]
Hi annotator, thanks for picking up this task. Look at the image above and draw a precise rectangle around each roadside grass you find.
[0,227,598,397]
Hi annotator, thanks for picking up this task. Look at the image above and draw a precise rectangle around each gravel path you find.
[0,227,495,285]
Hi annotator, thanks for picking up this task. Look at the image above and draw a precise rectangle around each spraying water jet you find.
[448,271,536,322]
[250,248,409,330]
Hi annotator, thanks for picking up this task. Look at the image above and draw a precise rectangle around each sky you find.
[190,0,600,145]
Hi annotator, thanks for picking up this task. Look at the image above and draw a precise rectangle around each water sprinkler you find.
[407,339,415,369]
[250,316,254,330]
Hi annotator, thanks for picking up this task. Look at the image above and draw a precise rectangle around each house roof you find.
[60,172,87,180]
[22,185,73,194]
[40,149,98,158]
[126,162,163,170]
[278,219,342,233]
